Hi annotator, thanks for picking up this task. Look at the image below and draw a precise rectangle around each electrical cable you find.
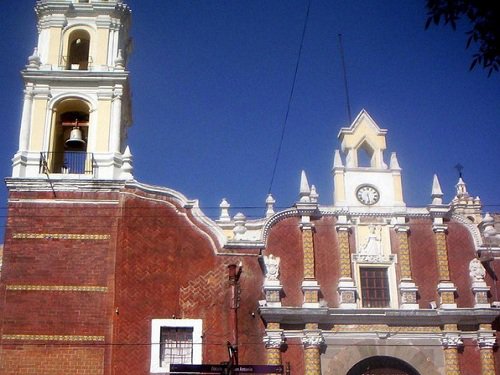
[267,0,312,196]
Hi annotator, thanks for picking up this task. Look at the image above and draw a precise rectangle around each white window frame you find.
[150,319,203,373]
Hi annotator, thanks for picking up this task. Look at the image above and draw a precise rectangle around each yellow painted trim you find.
[2,334,105,342]
[6,285,107,292]
[12,233,111,240]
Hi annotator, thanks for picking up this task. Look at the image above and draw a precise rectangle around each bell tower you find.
[12,0,132,179]
[332,110,405,209]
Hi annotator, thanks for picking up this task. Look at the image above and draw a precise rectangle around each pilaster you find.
[301,223,319,307]
[433,225,457,308]
[441,325,463,375]
[336,222,357,308]
[394,223,419,309]
[301,328,323,375]
[478,325,496,375]
[264,322,284,367]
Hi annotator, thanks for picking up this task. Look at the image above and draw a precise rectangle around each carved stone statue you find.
[360,225,382,255]
[263,254,280,282]
[469,258,486,282]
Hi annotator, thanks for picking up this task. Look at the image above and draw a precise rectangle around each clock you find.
[356,185,380,205]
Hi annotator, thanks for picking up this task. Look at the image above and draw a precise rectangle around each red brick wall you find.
[112,191,266,374]
[409,218,440,308]
[0,190,120,375]
[458,338,482,375]
[264,217,303,307]
[447,221,477,307]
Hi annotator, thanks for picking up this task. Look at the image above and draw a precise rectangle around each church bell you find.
[65,126,86,149]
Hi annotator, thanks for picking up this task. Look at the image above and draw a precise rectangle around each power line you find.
[268,0,312,195]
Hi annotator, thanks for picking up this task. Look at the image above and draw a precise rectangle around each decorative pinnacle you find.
[431,174,443,205]
[310,185,319,203]
[333,149,343,169]
[219,198,231,222]
[265,194,275,218]
[389,152,400,170]
[299,170,311,202]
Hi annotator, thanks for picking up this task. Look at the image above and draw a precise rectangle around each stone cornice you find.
[258,307,500,326]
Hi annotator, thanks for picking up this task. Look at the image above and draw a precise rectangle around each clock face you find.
[356,185,380,205]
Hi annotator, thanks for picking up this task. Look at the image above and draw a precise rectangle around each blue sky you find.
[0,1,499,242]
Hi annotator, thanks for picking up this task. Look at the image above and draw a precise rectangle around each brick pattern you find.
[0,195,119,375]
[397,230,412,279]
[266,348,281,365]
[304,346,321,375]
[337,230,351,278]
[0,346,104,375]
[480,349,496,375]
[441,291,456,305]
[435,231,451,281]
[179,263,228,316]
[302,229,315,279]
[444,347,460,375]
[304,290,318,304]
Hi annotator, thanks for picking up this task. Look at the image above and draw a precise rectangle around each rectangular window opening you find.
[360,267,390,308]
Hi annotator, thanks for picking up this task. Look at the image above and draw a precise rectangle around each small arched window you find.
[66,30,90,70]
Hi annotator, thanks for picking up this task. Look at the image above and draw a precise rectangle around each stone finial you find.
[263,254,280,282]
[455,177,469,199]
[115,49,125,70]
[265,194,275,218]
[310,185,318,203]
[219,198,231,222]
[120,145,134,180]
[299,170,311,202]
[469,258,486,282]
[389,152,400,170]
[431,174,443,205]
[27,47,41,70]
[233,212,247,240]
[333,149,343,169]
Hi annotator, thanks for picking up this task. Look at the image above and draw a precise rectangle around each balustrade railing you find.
[40,152,95,175]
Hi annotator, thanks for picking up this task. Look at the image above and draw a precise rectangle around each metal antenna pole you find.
[338,33,352,125]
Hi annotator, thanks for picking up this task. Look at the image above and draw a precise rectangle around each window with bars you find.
[360,267,390,308]
[150,319,202,373]
[160,327,194,368]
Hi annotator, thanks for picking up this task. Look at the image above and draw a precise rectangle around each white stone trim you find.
[150,318,203,374]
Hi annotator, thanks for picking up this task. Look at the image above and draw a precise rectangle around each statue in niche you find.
[360,225,382,255]
[263,254,280,282]
[469,258,486,282]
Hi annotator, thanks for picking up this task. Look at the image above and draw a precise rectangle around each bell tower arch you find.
[12,0,132,180]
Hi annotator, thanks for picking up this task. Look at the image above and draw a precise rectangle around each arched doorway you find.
[346,356,420,375]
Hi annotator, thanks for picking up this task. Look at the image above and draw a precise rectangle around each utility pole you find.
[227,262,242,368]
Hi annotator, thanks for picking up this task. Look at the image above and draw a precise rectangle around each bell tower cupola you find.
[332,110,405,209]
[12,0,133,180]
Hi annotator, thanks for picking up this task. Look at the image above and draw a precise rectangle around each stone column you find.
[264,323,284,367]
[441,325,462,375]
[19,87,34,152]
[434,225,457,308]
[395,223,418,309]
[478,325,496,375]
[336,223,357,308]
[302,328,323,375]
[110,88,123,153]
[301,224,320,307]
